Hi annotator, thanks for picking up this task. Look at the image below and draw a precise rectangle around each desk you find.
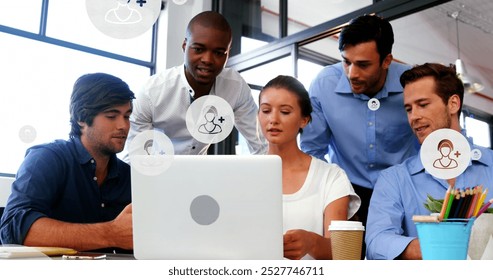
[56,252,135,260]
[0,245,135,260]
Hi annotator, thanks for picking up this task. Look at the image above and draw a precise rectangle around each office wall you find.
[156,0,212,71]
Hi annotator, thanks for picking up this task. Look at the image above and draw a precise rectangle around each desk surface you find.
[0,245,135,260]
[54,253,135,260]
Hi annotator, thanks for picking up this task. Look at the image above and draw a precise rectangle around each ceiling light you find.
[452,11,484,94]
[455,59,484,94]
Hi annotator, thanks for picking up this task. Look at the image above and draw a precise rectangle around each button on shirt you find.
[0,137,131,245]
[300,61,419,189]
[365,144,493,260]
[125,65,267,157]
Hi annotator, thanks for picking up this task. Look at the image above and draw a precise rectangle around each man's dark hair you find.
[69,73,135,138]
[400,63,464,119]
[185,11,232,41]
[338,14,394,64]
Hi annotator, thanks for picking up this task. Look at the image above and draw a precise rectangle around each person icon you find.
[198,106,223,134]
[105,0,142,25]
[144,139,154,155]
[433,139,458,169]
[140,137,168,168]
[471,149,482,161]
[368,98,380,111]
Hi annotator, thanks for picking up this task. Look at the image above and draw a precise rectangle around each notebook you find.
[131,155,283,260]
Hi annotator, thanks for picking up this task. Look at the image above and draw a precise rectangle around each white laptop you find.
[131,155,283,260]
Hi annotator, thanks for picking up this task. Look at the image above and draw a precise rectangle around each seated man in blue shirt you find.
[0,73,135,252]
[366,63,493,259]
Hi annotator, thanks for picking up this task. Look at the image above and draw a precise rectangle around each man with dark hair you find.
[0,73,135,252]
[126,11,266,157]
[366,63,493,259]
[300,15,419,258]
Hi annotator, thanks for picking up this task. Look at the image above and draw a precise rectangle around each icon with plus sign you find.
[86,0,161,39]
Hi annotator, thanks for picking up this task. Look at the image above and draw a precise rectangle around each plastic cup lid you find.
[328,220,365,231]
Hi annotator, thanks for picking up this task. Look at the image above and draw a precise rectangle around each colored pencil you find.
[444,188,457,220]
[458,188,472,218]
[452,190,465,219]
[476,198,493,217]
[474,188,488,217]
[466,186,480,218]
[439,185,453,221]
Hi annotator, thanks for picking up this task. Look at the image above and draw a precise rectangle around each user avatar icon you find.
[128,130,175,176]
[186,95,234,145]
[198,106,223,135]
[433,139,458,169]
[471,149,482,161]
[420,128,471,180]
[86,0,161,39]
[368,98,380,111]
[105,0,142,24]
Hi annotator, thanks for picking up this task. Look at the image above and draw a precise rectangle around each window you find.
[0,1,155,174]
[0,2,41,32]
[461,115,492,148]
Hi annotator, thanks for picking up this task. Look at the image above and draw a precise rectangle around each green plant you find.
[423,194,443,213]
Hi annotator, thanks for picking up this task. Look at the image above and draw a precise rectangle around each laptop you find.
[131,155,283,260]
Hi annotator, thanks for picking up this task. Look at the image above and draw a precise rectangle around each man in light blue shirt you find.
[366,63,493,259]
[300,15,419,258]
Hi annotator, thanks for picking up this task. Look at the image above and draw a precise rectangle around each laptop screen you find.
[131,155,283,260]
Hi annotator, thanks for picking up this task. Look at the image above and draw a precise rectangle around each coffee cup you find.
[329,220,365,260]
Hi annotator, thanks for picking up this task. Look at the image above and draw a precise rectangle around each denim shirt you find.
[0,137,131,244]
[366,144,493,260]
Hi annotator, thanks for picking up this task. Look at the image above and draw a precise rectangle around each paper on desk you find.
[0,245,77,259]
[481,235,493,260]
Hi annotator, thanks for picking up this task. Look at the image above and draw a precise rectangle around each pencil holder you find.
[415,218,475,260]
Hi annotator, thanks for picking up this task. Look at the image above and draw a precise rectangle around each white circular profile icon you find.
[471,149,482,161]
[19,125,37,144]
[186,95,235,145]
[368,98,380,111]
[86,0,161,39]
[104,0,142,25]
[420,128,471,179]
[128,130,175,176]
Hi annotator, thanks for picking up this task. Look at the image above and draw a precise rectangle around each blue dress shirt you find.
[0,137,131,245]
[366,144,493,260]
[300,61,419,189]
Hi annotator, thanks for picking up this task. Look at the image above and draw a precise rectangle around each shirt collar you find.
[181,65,195,99]
[409,153,425,175]
[71,137,119,179]
[72,137,93,164]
